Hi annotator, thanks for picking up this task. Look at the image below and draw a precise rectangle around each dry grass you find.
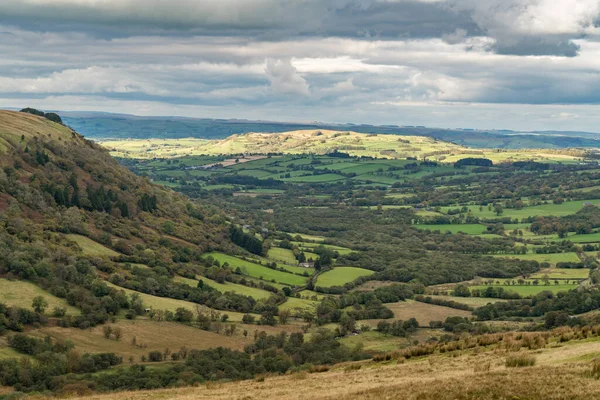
[0,278,80,315]
[41,352,600,400]
[32,319,248,360]
[382,300,472,326]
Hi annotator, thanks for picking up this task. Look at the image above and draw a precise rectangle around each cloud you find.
[265,59,310,96]
[1,1,600,131]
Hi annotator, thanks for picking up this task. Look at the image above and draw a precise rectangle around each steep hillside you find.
[0,110,229,249]
[0,110,252,329]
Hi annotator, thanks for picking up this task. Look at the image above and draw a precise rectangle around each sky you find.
[0,0,600,132]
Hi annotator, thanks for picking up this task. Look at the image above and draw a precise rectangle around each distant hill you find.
[59,111,600,149]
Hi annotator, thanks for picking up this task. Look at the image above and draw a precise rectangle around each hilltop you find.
[101,129,587,163]
[61,111,600,149]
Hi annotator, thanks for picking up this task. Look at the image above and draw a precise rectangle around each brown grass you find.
[381,300,472,326]
[32,319,248,360]
[40,353,600,400]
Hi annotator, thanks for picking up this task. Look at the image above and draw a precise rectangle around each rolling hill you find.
[61,111,600,149]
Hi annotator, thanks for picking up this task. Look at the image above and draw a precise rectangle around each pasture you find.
[173,276,273,300]
[315,267,374,288]
[0,278,79,315]
[65,234,120,257]
[469,283,579,297]
[203,252,308,286]
[105,281,248,322]
[267,247,298,265]
[35,320,248,359]
[530,268,590,280]
[413,224,488,235]
[493,252,581,265]
[440,200,600,219]
[383,300,472,326]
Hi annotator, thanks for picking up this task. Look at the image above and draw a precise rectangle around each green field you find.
[267,247,298,265]
[0,279,80,315]
[413,224,488,235]
[105,281,248,322]
[203,252,307,286]
[279,296,318,312]
[440,200,600,219]
[315,267,374,288]
[492,252,581,265]
[65,234,120,257]
[530,268,590,280]
[470,283,579,297]
[173,276,273,300]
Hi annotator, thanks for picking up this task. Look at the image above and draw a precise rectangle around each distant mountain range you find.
[15,110,600,149]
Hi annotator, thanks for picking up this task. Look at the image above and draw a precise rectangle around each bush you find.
[505,353,536,368]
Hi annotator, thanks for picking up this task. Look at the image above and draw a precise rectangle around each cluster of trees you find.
[0,334,121,392]
[229,225,265,256]
[19,329,369,394]
[473,289,600,321]
[20,107,63,124]
[0,303,42,334]
[454,158,493,168]
[377,318,418,337]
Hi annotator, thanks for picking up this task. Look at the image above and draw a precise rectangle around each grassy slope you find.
[104,281,248,322]
[0,278,80,315]
[52,337,600,400]
[173,275,273,300]
[65,234,120,257]
[205,252,307,286]
[316,267,374,288]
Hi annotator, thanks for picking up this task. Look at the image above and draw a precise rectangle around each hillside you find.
[41,330,600,400]
[62,112,600,149]
[101,129,588,162]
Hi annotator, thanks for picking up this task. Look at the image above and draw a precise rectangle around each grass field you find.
[425,295,507,307]
[315,267,374,288]
[413,224,488,235]
[173,276,273,300]
[470,283,579,296]
[530,268,590,280]
[65,234,120,257]
[383,300,472,326]
[0,278,80,315]
[440,200,600,219]
[493,252,581,265]
[203,252,307,286]
[279,297,319,312]
[339,330,408,352]
[105,281,248,322]
[35,319,248,359]
[267,247,298,265]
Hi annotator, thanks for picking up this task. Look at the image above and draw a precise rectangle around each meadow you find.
[65,234,120,258]
[204,252,308,286]
[315,267,375,288]
[469,283,579,296]
[0,278,80,315]
[173,276,273,300]
[104,281,248,322]
[492,252,581,265]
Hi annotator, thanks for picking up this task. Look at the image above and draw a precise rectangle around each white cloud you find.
[264,58,310,96]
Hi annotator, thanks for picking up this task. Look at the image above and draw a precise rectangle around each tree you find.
[279,309,291,325]
[113,327,123,341]
[32,296,48,313]
[494,203,503,216]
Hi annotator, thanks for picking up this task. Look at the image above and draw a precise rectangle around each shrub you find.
[505,353,536,368]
